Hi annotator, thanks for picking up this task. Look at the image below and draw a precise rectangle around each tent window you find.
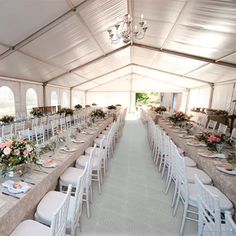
[26,88,38,115]
[62,92,68,107]
[0,86,15,117]
[51,91,58,106]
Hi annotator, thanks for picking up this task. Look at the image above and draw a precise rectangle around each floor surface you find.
[79,114,197,236]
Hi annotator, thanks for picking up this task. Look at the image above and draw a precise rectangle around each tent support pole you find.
[70,88,72,108]
[43,83,46,107]
[208,84,214,108]
[185,89,190,113]
[129,75,133,113]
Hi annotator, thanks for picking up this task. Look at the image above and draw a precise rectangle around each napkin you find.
[2,180,31,193]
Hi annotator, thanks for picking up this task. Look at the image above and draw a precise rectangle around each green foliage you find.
[74,104,82,110]
[0,115,14,124]
[57,108,73,116]
[107,105,117,110]
[136,92,150,105]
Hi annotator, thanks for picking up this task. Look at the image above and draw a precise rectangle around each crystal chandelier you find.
[107,14,148,44]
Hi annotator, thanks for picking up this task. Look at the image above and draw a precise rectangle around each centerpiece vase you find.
[216,143,224,153]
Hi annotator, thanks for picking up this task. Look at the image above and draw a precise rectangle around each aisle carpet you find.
[79,114,197,236]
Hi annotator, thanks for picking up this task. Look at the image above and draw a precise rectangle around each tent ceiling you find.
[0,0,235,91]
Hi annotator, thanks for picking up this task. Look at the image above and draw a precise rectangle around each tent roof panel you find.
[0,51,65,82]
[0,0,70,45]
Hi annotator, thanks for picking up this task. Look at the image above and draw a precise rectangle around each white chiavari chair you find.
[218,123,228,134]
[225,211,236,236]
[230,128,236,142]
[60,147,96,218]
[206,119,217,132]
[10,185,72,236]
[1,123,13,140]
[35,165,88,236]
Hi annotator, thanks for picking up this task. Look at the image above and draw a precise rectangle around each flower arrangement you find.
[30,108,44,118]
[207,132,225,151]
[107,105,117,110]
[155,106,167,113]
[91,103,97,107]
[57,108,74,116]
[74,104,82,110]
[0,137,37,171]
[0,115,15,124]
[85,105,91,108]
[169,111,191,125]
[90,109,106,119]
[116,104,122,107]
[196,131,211,143]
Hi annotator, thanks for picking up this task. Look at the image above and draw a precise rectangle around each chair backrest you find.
[86,145,96,186]
[14,121,25,135]
[35,125,45,145]
[218,123,227,134]
[65,116,72,129]
[60,117,66,131]
[50,184,72,236]
[195,175,221,236]
[174,146,188,200]
[225,211,236,236]
[206,120,217,132]
[230,128,236,142]
[2,124,13,139]
[72,163,88,235]
[51,120,59,137]
[200,116,208,129]
[18,128,31,141]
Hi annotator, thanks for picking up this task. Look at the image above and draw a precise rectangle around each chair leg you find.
[179,203,188,236]
[173,190,180,216]
[86,197,90,218]
[171,181,178,207]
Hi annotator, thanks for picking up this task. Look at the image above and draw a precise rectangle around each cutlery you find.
[21,179,35,185]
[2,191,20,199]
[32,168,49,174]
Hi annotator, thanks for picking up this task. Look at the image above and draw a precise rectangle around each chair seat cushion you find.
[35,191,76,229]
[10,220,50,236]
[188,183,233,211]
[60,167,84,186]
[76,155,100,169]
[183,156,196,167]
[85,147,99,156]
[186,167,212,185]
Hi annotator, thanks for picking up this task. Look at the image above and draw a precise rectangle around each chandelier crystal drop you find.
[107,13,148,44]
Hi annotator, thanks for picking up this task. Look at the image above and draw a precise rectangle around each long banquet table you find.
[158,118,236,220]
[0,117,113,236]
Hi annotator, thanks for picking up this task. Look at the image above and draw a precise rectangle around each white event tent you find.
[0,0,235,115]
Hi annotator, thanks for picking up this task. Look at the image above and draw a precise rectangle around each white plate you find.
[60,147,76,152]
[71,139,85,144]
[2,180,31,194]
[198,152,226,159]
[187,141,207,147]
[178,134,195,139]
[216,166,236,175]
[42,160,58,168]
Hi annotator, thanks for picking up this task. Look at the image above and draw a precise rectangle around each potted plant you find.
[0,115,14,124]
[30,108,44,118]
[74,104,82,110]
[107,105,117,110]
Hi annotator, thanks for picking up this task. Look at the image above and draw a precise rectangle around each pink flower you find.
[14,149,20,155]
[3,147,11,155]
[216,138,221,143]
[5,140,13,148]
[0,143,6,150]
[19,137,24,144]
[23,149,30,156]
